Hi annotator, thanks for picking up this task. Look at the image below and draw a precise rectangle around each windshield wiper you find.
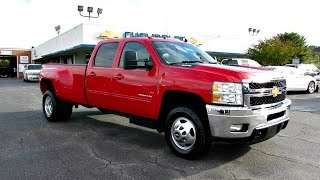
[168,61,202,65]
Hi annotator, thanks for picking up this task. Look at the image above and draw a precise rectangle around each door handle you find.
[113,74,124,80]
[89,72,96,77]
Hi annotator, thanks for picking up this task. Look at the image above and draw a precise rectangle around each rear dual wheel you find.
[43,91,73,122]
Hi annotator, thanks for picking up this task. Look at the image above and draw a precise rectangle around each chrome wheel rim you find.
[44,96,53,117]
[171,117,196,151]
[309,82,315,93]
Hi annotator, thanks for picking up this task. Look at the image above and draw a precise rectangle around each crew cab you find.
[40,37,291,159]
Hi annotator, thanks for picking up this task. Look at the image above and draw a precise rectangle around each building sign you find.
[0,50,12,55]
[97,30,200,45]
[97,31,120,39]
[292,58,300,64]
[20,56,29,63]
[123,31,186,41]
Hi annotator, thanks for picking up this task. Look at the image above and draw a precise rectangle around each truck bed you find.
[41,64,88,105]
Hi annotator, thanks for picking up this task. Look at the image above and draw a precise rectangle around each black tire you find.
[307,81,316,94]
[42,91,73,122]
[165,107,211,159]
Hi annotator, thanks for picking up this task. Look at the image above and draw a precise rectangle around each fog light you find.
[230,125,243,132]
[230,124,248,132]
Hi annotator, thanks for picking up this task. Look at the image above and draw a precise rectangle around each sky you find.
[0,0,319,53]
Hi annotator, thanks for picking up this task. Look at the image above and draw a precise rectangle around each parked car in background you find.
[314,74,320,88]
[285,63,320,77]
[23,64,42,82]
[220,58,268,71]
[268,66,317,93]
[221,58,261,67]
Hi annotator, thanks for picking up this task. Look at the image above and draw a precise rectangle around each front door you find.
[111,41,158,119]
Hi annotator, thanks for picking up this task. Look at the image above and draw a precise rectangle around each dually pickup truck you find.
[40,37,291,159]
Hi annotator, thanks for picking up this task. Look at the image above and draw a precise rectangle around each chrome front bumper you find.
[206,99,291,139]
[27,75,40,81]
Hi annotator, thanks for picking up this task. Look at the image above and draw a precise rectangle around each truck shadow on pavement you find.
[0,109,251,179]
[287,91,319,95]
[69,110,251,178]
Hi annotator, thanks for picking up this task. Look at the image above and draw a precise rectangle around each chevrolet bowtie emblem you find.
[271,86,280,97]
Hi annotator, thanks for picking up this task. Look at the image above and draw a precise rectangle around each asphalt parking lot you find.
[0,78,320,179]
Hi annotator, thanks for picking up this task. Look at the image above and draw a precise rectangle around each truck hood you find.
[194,64,284,82]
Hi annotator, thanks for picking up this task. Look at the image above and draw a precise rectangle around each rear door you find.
[85,42,120,108]
[111,41,159,118]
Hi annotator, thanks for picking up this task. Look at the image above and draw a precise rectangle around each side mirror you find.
[123,51,154,70]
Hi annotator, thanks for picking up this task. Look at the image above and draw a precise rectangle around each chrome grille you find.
[250,93,286,106]
[249,80,286,89]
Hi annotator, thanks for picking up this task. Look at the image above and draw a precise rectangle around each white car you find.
[269,66,317,93]
[285,63,320,77]
[314,74,320,90]
[221,58,261,67]
[23,64,42,82]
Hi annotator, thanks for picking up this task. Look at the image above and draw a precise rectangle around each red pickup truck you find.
[40,37,291,159]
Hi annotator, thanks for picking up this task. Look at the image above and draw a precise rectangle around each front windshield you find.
[28,65,42,70]
[152,41,217,65]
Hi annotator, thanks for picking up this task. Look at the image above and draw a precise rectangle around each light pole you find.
[248,28,260,36]
[55,25,61,35]
[248,28,260,46]
[78,5,103,23]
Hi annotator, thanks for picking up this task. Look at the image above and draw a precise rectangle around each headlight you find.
[212,82,243,105]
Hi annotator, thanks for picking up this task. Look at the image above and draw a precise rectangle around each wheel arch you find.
[308,80,317,93]
[40,78,55,94]
[157,90,209,134]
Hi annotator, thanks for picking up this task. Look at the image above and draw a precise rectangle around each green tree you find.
[0,59,10,68]
[248,37,297,65]
[277,32,311,61]
[247,32,311,65]
[307,45,320,67]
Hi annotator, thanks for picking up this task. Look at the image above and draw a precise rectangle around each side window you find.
[221,60,227,65]
[224,59,238,66]
[241,60,249,66]
[94,42,119,67]
[119,42,151,68]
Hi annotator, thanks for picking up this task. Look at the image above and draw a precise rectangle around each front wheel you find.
[42,91,73,122]
[307,81,316,94]
[165,107,211,159]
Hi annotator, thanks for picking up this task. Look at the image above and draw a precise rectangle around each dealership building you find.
[0,23,246,79]
[32,23,105,65]
[31,23,246,66]
[0,48,31,79]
